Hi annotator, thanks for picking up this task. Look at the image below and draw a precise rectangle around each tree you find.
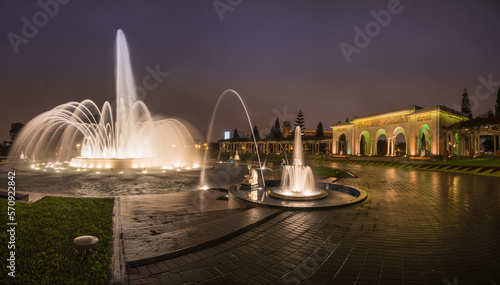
[482,137,494,152]
[9,122,24,142]
[0,137,5,156]
[345,117,349,122]
[1,139,11,156]
[461,88,472,118]
[232,128,240,139]
[315,122,324,137]
[294,109,305,130]
[495,86,500,116]
[487,109,494,118]
[251,125,260,140]
[270,118,282,139]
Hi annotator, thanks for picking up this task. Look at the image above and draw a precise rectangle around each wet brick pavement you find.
[127,163,500,284]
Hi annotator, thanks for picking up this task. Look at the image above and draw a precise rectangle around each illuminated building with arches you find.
[330,105,468,157]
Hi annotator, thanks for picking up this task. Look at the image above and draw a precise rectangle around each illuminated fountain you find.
[10,29,199,170]
[228,124,366,208]
[267,126,327,200]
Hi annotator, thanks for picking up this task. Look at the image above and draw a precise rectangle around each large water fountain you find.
[10,30,200,170]
[267,126,328,200]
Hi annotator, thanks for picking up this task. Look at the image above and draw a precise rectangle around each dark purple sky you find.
[1,1,500,141]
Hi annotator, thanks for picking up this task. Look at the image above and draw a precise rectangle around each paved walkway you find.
[127,163,500,284]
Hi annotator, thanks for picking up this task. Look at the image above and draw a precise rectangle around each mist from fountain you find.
[10,29,199,170]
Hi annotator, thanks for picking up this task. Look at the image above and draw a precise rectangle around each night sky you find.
[1,1,500,142]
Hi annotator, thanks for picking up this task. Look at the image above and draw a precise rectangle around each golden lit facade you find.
[330,105,468,156]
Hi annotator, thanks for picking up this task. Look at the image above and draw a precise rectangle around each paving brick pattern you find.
[128,163,500,284]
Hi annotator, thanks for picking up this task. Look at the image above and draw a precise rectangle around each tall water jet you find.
[10,29,200,170]
[267,126,327,200]
[281,127,314,191]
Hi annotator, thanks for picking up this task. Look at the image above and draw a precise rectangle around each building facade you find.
[444,115,500,157]
[330,105,468,157]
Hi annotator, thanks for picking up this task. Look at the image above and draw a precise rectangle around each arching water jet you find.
[199,89,264,189]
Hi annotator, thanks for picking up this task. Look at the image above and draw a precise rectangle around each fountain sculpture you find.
[240,164,259,189]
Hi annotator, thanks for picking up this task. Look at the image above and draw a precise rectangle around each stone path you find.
[127,163,500,284]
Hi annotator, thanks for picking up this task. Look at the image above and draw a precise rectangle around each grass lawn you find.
[310,166,354,178]
[306,155,500,177]
[0,196,114,285]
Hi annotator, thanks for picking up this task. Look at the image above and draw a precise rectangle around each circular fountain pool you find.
[266,186,328,200]
[229,180,367,209]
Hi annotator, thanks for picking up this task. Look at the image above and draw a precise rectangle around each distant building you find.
[303,130,332,137]
[219,128,333,155]
[218,105,500,158]
[444,114,500,157]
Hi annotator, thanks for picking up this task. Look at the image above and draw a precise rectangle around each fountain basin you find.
[229,180,367,209]
[267,186,328,201]
[70,157,162,169]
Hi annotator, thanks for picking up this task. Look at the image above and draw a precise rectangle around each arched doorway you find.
[419,125,431,156]
[394,133,406,155]
[359,131,370,155]
[377,134,387,155]
[393,127,406,156]
[338,134,346,155]
[375,129,387,156]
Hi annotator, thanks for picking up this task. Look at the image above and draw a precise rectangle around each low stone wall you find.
[228,187,258,209]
